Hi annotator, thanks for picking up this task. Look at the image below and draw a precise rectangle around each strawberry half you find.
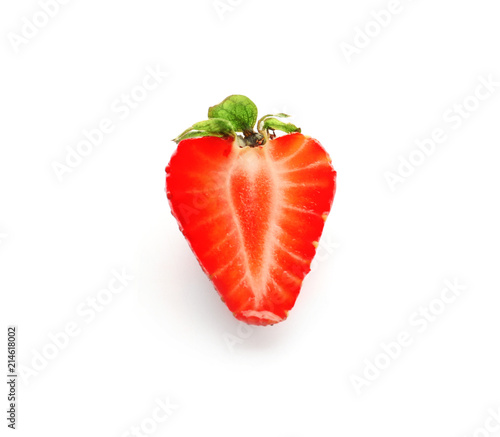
[166,95,336,326]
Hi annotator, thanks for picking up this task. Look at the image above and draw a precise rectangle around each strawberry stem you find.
[242,131,265,147]
[173,95,301,146]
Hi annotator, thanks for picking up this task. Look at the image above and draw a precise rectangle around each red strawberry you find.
[166,95,336,326]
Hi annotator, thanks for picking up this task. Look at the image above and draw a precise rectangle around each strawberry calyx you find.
[173,95,301,147]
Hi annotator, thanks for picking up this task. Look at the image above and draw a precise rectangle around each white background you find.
[2,0,500,436]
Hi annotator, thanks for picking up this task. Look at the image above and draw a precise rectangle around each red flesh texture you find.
[166,133,336,326]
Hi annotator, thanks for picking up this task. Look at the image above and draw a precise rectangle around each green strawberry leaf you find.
[259,113,291,121]
[257,113,301,136]
[257,113,290,132]
[173,118,235,143]
[208,95,258,133]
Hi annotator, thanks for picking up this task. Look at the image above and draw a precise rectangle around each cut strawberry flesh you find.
[166,133,336,325]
